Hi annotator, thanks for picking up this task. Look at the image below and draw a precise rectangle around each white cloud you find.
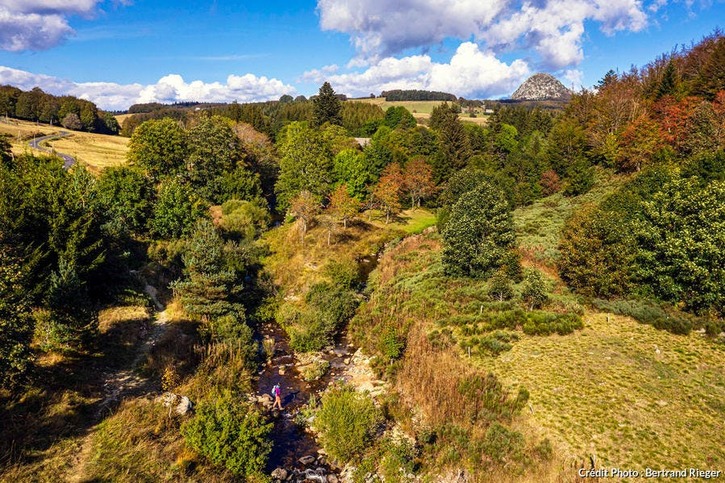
[0,66,296,110]
[0,0,109,51]
[317,0,509,61]
[317,0,652,70]
[302,42,530,99]
[563,69,584,91]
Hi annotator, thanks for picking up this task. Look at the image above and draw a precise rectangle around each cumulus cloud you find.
[303,42,530,99]
[317,0,509,61]
[0,0,108,51]
[317,0,652,70]
[0,66,296,110]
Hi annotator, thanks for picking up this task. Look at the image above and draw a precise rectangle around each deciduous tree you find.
[442,182,517,278]
[402,157,436,208]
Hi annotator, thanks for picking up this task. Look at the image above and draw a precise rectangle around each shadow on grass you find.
[0,310,200,469]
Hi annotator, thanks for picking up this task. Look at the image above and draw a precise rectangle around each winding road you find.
[29,131,76,169]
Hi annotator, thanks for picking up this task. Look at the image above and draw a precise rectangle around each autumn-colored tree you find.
[373,163,403,224]
[402,157,436,208]
[616,114,661,172]
[329,184,360,229]
[289,190,321,241]
[539,170,561,196]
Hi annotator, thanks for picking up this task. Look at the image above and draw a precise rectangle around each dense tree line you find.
[0,85,119,134]
[381,89,457,101]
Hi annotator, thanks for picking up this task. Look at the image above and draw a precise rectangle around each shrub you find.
[324,258,360,289]
[521,269,548,310]
[591,298,693,335]
[482,423,525,466]
[181,390,272,477]
[522,312,583,336]
[487,269,514,301]
[315,386,382,464]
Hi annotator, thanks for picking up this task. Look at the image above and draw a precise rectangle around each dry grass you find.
[0,118,128,173]
[354,230,725,480]
[45,131,128,173]
[474,312,725,471]
[114,113,134,125]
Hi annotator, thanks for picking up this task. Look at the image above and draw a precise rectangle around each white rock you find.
[175,396,192,416]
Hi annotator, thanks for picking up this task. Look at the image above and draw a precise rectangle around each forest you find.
[0,31,723,482]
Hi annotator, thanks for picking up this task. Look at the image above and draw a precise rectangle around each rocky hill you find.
[512,73,572,101]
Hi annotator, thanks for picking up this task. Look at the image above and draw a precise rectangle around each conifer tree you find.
[313,82,343,127]
[172,219,243,322]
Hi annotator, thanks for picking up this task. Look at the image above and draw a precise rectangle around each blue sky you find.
[0,0,722,110]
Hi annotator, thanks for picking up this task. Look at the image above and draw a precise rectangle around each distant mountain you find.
[511,73,572,101]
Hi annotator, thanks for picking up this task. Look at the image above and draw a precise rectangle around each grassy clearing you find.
[0,118,128,173]
[353,229,724,479]
[365,207,437,234]
[352,98,489,125]
[474,312,725,471]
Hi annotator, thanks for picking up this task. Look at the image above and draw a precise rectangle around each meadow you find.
[0,118,128,173]
[353,98,490,125]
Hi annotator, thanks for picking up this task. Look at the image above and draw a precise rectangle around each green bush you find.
[181,390,272,477]
[521,269,548,310]
[324,258,360,289]
[482,423,525,466]
[315,386,382,464]
[522,312,583,336]
[591,299,693,335]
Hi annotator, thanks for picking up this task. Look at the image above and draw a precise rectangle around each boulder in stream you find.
[299,454,316,465]
[271,467,288,480]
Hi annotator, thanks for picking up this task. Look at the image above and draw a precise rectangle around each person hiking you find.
[272,383,283,410]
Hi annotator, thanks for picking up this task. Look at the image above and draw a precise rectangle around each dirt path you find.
[69,283,169,482]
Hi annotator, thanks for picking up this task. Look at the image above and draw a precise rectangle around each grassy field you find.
[352,98,489,125]
[366,207,437,234]
[475,312,725,471]
[46,131,128,173]
[0,118,128,173]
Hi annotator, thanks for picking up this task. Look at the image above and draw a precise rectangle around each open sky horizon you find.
[0,0,722,111]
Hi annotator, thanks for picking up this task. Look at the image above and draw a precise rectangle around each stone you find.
[304,469,326,482]
[327,475,339,483]
[299,455,316,465]
[271,468,288,480]
[156,392,178,407]
[175,396,193,416]
[278,366,286,375]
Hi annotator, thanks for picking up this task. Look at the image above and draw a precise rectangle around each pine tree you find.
[172,220,243,322]
[312,82,343,127]
[0,241,33,386]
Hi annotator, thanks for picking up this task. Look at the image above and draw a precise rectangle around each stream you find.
[257,322,356,480]
[256,254,381,481]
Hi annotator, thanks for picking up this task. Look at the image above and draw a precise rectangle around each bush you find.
[522,312,583,336]
[521,269,548,310]
[315,386,382,464]
[181,390,272,477]
[482,423,525,466]
[591,298,693,335]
